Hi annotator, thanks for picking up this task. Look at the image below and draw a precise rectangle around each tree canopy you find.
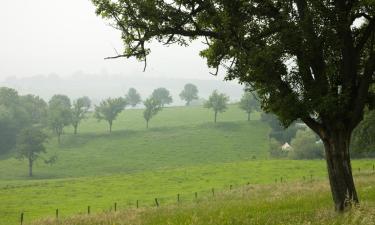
[239,91,260,121]
[48,95,72,144]
[92,0,375,211]
[180,83,199,106]
[16,127,48,177]
[94,97,126,132]
[72,96,91,135]
[143,97,162,128]
[151,88,173,106]
[204,90,229,123]
[126,88,142,107]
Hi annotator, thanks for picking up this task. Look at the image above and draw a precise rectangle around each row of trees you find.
[95,87,260,132]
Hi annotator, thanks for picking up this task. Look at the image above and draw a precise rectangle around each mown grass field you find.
[0,105,374,225]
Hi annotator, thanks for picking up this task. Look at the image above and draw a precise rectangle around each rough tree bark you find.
[322,129,359,211]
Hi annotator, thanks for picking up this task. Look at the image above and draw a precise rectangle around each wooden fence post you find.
[20,212,24,225]
[56,209,59,219]
[88,206,90,215]
[177,194,180,203]
[155,198,159,207]
[136,200,139,208]
[195,192,198,200]
[212,188,215,196]
[114,203,117,212]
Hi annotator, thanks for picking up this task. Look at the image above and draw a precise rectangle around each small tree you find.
[204,90,229,123]
[94,97,126,132]
[152,88,173,107]
[16,127,48,177]
[143,97,162,128]
[179,83,199,106]
[125,88,142,107]
[48,95,72,144]
[72,96,91,135]
[239,92,260,121]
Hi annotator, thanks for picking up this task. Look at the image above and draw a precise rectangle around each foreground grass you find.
[32,173,375,225]
[1,160,374,225]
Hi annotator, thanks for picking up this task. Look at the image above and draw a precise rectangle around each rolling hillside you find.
[0,105,373,225]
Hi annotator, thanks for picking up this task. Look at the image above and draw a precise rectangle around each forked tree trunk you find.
[323,130,358,211]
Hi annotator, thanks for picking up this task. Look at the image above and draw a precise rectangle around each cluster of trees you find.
[0,87,62,176]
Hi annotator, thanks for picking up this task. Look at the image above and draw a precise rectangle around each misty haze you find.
[0,1,374,225]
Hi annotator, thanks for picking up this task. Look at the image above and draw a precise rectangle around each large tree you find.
[48,95,72,144]
[180,83,199,106]
[204,90,229,123]
[94,97,126,132]
[92,0,375,211]
[71,96,91,135]
[16,127,48,177]
[126,88,142,107]
[151,88,173,107]
[239,91,260,121]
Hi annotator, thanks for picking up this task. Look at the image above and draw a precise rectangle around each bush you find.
[289,129,324,159]
[269,138,288,158]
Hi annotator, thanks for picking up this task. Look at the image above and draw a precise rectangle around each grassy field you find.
[32,173,375,225]
[0,105,374,225]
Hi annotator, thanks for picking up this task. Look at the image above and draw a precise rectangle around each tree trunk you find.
[74,124,78,135]
[109,121,112,133]
[214,111,217,123]
[146,120,149,128]
[28,158,33,177]
[57,133,61,145]
[248,112,251,121]
[323,130,358,212]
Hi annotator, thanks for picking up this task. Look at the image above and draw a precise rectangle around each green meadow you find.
[0,105,374,225]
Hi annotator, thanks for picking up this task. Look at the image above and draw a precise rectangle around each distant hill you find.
[1,73,244,106]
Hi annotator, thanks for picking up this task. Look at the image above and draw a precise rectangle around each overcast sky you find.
[0,0,224,81]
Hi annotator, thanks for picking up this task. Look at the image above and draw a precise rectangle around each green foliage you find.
[290,129,324,160]
[143,97,162,128]
[126,88,142,107]
[94,97,126,132]
[48,95,72,144]
[71,96,91,134]
[268,138,287,158]
[15,127,48,177]
[351,110,375,155]
[19,94,47,126]
[0,88,46,154]
[239,91,260,121]
[179,83,199,106]
[204,90,229,123]
[152,88,173,107]
[261,113,299,143]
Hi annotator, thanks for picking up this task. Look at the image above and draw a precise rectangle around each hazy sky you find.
[0,0,223,81]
